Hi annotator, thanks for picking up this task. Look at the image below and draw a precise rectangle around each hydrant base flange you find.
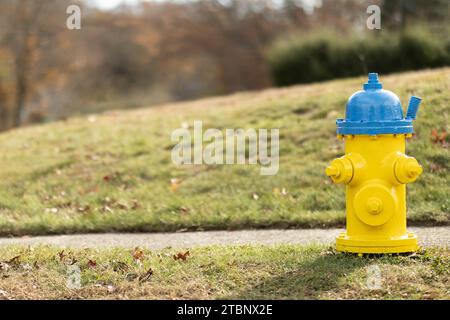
[335,231,419,254]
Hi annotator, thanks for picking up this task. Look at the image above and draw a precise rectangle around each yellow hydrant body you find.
[327,73,422,254]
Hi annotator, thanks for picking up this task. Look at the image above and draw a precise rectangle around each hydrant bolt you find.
[328,73,422,254]
[366,197,383,215]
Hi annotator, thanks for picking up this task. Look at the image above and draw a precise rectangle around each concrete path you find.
[0,226,448,249]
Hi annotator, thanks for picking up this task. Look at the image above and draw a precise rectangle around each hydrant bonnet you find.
[336,73,421,135]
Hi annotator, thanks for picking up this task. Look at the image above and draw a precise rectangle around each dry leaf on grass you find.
[170,178,182,192]
[132,248,145,261]
[58,250,66,261]
[87,259,97,268]
[138,268,154,283]
[173,251,190,261]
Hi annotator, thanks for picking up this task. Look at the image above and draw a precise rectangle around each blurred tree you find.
[138,0,296,98]
[3,0,45,127]
[0,0,74,128]
[0,0,447,129]
[0,82,6,129]
[0,0,77,127]
[382,0,450,29]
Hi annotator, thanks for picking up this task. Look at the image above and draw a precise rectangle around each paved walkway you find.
[0,226,448,249]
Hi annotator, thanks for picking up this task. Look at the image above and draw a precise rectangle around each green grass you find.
[0,244,449,299]
[0,68,448,235]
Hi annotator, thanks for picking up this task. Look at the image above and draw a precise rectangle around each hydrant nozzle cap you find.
[394,156,423,184]
[326,157,353,184]
[406,162,423,177]
[326,165,339,177]
[363,72,383,90]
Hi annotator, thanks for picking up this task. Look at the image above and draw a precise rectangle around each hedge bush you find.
[268,28,450,86]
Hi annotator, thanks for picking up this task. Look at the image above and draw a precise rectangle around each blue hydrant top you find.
[336,73,421,135]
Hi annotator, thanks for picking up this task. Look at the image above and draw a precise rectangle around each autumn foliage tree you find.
[0,0,447,131]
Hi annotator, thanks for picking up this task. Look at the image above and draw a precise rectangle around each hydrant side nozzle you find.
[326,157,353,184]
[405,96,422,120]
[394,156,422,184]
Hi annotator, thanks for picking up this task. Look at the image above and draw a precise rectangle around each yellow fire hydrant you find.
[326,73,422,254]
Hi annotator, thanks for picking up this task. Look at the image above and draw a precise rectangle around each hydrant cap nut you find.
[406,162,422,177]
[354,184,396,226]
[325,165,339,177]
[366,197,383,215]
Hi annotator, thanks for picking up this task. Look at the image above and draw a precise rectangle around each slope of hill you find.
[0,68,448,235]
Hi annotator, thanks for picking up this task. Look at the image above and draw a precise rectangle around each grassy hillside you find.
[0,68,448,235]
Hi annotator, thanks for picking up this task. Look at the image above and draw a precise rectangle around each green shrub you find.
[398,29,448,70]
[268,28,450,86]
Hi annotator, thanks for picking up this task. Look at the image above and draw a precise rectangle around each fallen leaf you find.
[173,250,190,261]
[138,268,154,283]
[431,129,439,142]
[179,206,189,214]
[87,259,97,268]
[431,129,449,145]
[125,273,138,281]
[112,261,129,273]
[7,255,21,265]
[429,162,443,173]
[77,206,90,213]
[103,197,113,204]
[131,200,141,210]
[132,248,145,261]
[58,250,66,261]
[117,202,128,210]
[102,205,113,213]
[170,178,181,192]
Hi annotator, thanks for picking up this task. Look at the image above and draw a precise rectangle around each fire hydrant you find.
[326,73,422,254]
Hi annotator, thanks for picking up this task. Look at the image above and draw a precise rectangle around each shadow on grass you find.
[222,251,373,299]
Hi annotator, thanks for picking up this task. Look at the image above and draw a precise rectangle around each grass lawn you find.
[0,68,448,235]
[0,244,449,299]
